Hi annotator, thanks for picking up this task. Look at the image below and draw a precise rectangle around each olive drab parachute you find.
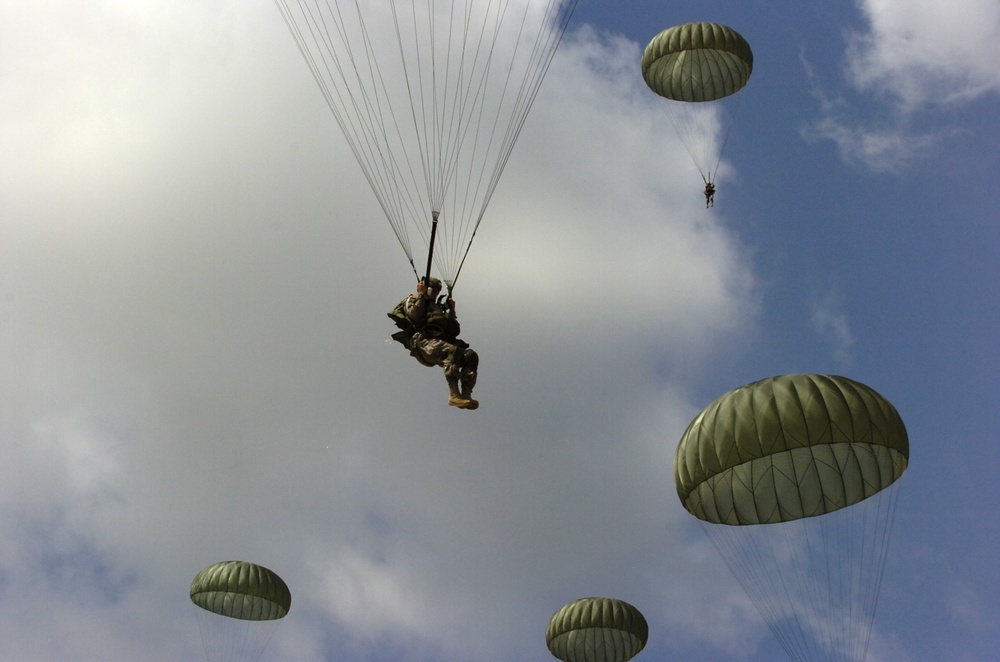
[641,22,753,104]
[190,561,291,662]
[642,22,753,187]
[546,597,648,662]
[675,374,909,662]
[274,0,578,289]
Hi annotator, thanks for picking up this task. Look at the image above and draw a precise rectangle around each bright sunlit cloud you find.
[803,0,999,172]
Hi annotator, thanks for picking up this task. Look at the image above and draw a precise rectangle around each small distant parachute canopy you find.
[641,22,753,104]
[546,597,648,662]
[641,22,754,188]
[674,374,909,662]
[190,560,291,620]
[190,561,290,662]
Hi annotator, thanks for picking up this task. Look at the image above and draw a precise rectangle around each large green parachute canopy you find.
[641,22,753,103]
[190,560,291,621]
[675,374,908,525]
[546,597,648,662]
[674,374,909,662]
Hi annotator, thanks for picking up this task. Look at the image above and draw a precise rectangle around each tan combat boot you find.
[447,380,473,409]
[458,381,479,410]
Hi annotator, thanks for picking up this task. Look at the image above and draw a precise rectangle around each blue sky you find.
[1,1,998,660]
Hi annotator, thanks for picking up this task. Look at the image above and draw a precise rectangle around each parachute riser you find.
[420,211,456,298]
[422,211,440,290]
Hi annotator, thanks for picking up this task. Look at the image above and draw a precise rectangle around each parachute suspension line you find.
[385,0,579,290]
[388,0,508,282]
[437,0,548,286]
[278,1,578,286]
[448,0,579,289]
[391,0,436,215]
[705,90,746,186]
[661,93,741,187]
[661,101,704,184]
[195,611,281,662]
[700,490,820,661]
[803,511,840,660]
[434,0,489,211]
[447,0,522,288]
[774,522,816,662]
[660,99,720,186]
[481,0,579,205]
[703,485,904,662]
[432,0,504,282]
[859,480,904,662]
[705,522,825,662]
[347,0,430,263]
[276,0,428,267]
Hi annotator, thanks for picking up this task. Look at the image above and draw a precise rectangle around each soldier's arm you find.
[403,293,428,326]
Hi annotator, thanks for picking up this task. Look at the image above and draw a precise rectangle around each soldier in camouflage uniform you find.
[704,181,715,208]
[388,277,479,410]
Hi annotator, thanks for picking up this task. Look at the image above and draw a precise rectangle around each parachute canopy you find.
[190,561,291,621]
[546,597,648,662]
[674,374,909,662]
[641,22,753,187]
[641,22,753,103]
[274,0,578,288]
[675,373,909,525]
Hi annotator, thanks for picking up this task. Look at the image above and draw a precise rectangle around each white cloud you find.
[802,114,940,174]
[313,548,436,636]
[946,579,998,633]
[810,285,856,367]
[803,0,999,172]
[0,4,758,661]
[847,0,1000,109]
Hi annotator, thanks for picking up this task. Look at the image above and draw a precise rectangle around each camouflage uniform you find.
[388,291,479,409]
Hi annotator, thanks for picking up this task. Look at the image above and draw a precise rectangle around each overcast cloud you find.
[3,2,998,661]
[1,3,757,660]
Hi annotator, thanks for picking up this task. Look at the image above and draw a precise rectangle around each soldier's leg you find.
[459,349,478,399]
[446,374,464,404]
[443,348,477,410]
[455,348,478,409]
